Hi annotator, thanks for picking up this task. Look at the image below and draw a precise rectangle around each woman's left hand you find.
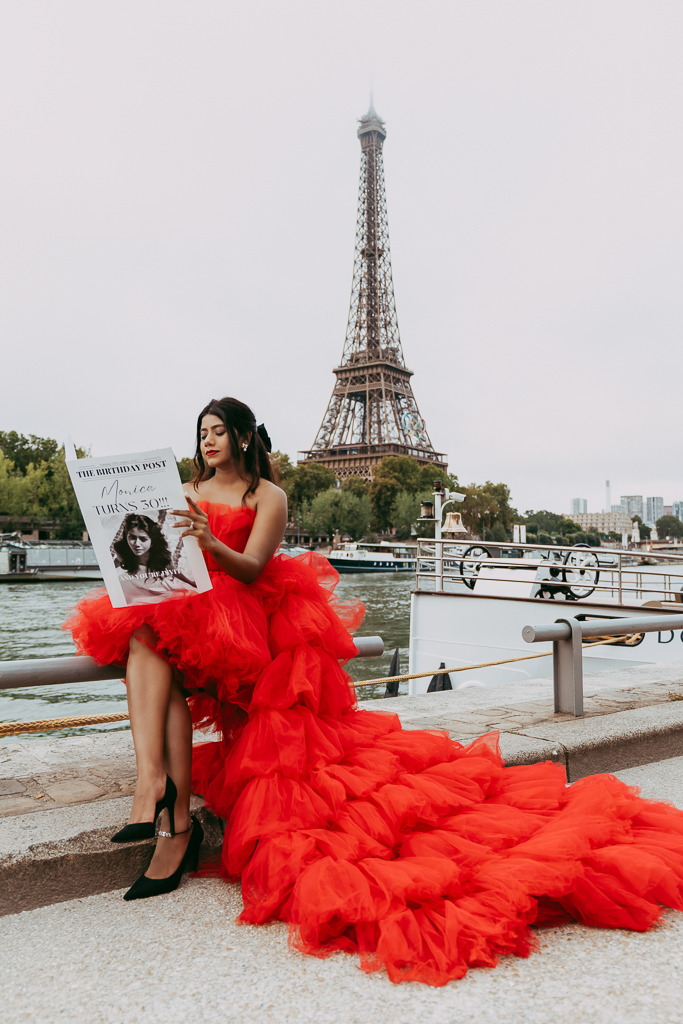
[171,497,217,553]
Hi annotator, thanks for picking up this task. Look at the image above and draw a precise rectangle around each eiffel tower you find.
[299,101,447,481]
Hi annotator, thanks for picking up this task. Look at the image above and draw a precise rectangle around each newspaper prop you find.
[66,447,212,608]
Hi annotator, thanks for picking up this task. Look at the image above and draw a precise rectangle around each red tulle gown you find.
[65,503,683,986]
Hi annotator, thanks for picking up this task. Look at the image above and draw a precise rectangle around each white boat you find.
[408,538,683,693]
[327,541,417,574]
[0,538,103,582]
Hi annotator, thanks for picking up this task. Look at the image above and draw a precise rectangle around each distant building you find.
[621,495,643,519]
[567,511,634,534]
[664,505,673,517]
[570,498,587,514]
[645,497,664,526]
[611,504,624,514]
[673,502,683,523]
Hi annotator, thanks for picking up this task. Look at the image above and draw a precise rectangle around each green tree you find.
[342,475,369,499]
[39,453,86,538]
[270,451,297,492]
[304,488,370,541]
[633,514,651,539]
[0,440,89,537]
[369,477,400,531]
[0,454,49,526]
[417,464,457,494]
[483,482,517,531]
[374,456,420,492]
[656,515,683,540]
[288,463,336,512]
[524,510,565,534]
[570,531,601,547]
[0,453,26,518]
[176,457,194,483]
[462,481,517,539]
[392,491,421,538]
[365,456,462,531]
[483,523,510,542]
[348,495,372,540]
[525,510,581,541]
[0,431,60,475]
[461,486,499,537]
[369,456,422,530]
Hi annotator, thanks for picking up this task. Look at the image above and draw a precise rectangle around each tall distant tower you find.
[299,101,447,481]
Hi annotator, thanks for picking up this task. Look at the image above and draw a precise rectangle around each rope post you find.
[553,617,584,716]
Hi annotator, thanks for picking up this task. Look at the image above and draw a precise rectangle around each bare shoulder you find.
[254,479,288,513]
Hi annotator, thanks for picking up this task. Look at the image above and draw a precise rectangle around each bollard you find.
[523,611,683,718]
[552,617,584,716]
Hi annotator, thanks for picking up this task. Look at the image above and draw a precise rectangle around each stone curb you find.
[385,697,683,782]
[0,794,224,918]
[516,702,683,781]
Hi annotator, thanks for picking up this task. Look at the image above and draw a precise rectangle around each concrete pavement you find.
[2,756,683,1024]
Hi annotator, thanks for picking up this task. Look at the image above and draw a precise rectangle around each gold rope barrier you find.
[0,711,130,738]
[352,635,631,688]
[352,650,553,688]
[0,636,634,738]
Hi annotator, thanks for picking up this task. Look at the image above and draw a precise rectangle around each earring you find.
[241,442,248,451]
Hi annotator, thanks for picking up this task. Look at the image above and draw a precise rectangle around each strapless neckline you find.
[195,500,256,516]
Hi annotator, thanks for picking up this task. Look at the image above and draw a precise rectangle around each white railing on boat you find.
[415,539,683,607]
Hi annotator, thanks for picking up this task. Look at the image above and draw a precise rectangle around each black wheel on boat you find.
[563,545,599,600]
[459,545,492,590]
[531,550,570,599]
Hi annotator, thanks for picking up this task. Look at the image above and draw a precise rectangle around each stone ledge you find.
[0,794,224,917]
[358,672,683,781]
[518,702,683,780]
[0,731,216,816]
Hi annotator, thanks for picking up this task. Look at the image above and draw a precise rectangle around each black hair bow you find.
[257,423,272,453]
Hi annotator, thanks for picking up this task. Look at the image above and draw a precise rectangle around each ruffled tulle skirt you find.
[65,551,683,986]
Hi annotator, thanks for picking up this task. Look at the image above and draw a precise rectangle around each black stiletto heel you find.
[123,816,204,901]
[111,774,178,843]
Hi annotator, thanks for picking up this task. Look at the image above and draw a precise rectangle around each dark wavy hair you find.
[192,396,274,501]
[113,514,172,574]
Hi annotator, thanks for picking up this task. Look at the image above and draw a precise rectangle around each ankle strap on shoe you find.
[157,822,193,839]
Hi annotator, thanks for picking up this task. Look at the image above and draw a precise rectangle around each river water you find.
[0,574,412,744]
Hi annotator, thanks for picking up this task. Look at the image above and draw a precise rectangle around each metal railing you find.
[415,538,683,605]
[522,612,683,716]
[2,617,680,733]
[0,636,386,737]
[0,635,385,692]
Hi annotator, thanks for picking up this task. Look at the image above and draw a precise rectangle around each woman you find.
[66,397,683,986]
[112,512,197,605]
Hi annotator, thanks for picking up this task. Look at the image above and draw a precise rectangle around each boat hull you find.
[408,588,683,694]
[0,571,103,584]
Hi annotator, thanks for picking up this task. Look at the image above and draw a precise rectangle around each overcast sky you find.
[1,1,681,515]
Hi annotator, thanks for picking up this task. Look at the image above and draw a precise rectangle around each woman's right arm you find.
[172,484,288,584]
